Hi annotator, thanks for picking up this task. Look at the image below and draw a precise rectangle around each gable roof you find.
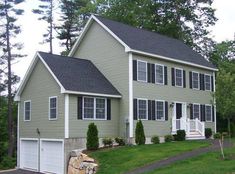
[69,15,217,71]
[15,52,121,101]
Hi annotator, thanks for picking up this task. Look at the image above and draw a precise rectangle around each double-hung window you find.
[205,74,211,91]
[155,101,165,120]
[49,96,57,120]
[24,101,31,121]
[137,99,147,120]
[192,72,199,89]
[83,97,106,120]
[137,60,147,82]
[175,68,183,87]
[155,64,164,84]
[205,105,212,122]
[193,104,200,120]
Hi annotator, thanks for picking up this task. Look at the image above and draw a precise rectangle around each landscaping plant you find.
[135,120,146,145]
[164,135,174,142]
[214,133,221,139]
[205,128,212,139]
[86,123,99,150]
[102,138,113,147]
[151,136,160,144]
[115,137,125,146]
[175,130,186,141]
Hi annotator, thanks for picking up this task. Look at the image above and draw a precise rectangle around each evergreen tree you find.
[86,123,99,150]
[135,120,145,145]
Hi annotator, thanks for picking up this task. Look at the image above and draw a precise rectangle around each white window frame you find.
[24,100,31,121]
[155,100,165,121]
[192,71,199,90]
[49,96,58,120]
[205,104,212,122]
[137,98,148,120]
[155,64,164,85]
[82,96,107,120]
[175,68,183,87]
[204,74,211,91]
[193,103,200,120]
[137,60,147,82]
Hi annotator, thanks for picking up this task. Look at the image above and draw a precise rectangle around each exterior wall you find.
[73,21,129,138]
[133,54,215,137]
[68,95,120,138]
[19,59,65,139]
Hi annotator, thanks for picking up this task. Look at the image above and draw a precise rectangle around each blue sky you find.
[13,0,235,79]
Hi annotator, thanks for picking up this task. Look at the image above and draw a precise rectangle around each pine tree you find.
[86,123,99,150]
[135,120,146,145]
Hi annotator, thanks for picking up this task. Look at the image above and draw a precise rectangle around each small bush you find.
[164,135,173,142]
[102,138,113,147]
[214,132,221,139]
[205,128,212,139]
[115,137,125,146]
[175,130,186,141]
[135,120,146,145]
[151,136,160,144]
[0,156,16,170]
[86,123,99,150]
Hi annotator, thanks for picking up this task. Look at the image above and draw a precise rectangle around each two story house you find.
[14,15,217,174]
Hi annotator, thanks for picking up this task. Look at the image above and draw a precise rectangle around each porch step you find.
[186,131,205,140]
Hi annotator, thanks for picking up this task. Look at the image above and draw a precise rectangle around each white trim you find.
[205,104,213,122]
[24,100,31,121]
[137,98,148,120]
[48,96,58,120]
[17,102,20,168]
[82,96,107,120]
[192,71,199,90]
[62,90,121,98]
[213,72,217,133]
[129,49,218,71]
[129,53,134,137]
[137,60,147,82]
[175,68,183,88]
[192,103,201,120]
[155,100,165,121]
[204,74,212,91]
[155,64,165,85]
[65,94,69,138]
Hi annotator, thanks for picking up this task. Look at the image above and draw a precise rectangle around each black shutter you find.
[211,76,214,92]
[200,104,205,121]
[172,68,175,86]
[133,60,137,81]
[147,63,151,83]
[107,99,111,120]
[165,101,168,121]
[151,100,155,120]
[133,99,137,120]
[190,104,193,119]
[152,64,155,83]
[77,96,83,119]
[212,106,215,122]
[183,70,186,88]
[189,71,192,89]
[164,66,168,85]
[200,74,205,90]
[148,100,152,120]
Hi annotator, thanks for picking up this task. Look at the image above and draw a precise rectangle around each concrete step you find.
[186,136,205,140]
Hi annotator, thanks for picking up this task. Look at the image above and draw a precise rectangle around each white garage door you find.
[20,139,38,171]
[40,140,64,174]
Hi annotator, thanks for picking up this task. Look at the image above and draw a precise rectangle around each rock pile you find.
[68,150,98,174]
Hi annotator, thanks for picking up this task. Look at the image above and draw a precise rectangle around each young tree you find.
[135,120,145,145]
[0,0,25,157]
[86,123,99,150]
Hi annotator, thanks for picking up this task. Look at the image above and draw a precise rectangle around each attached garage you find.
[20,139,39,171]
[40,140,64,174]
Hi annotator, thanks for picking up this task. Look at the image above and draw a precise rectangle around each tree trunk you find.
[5,0,14,157]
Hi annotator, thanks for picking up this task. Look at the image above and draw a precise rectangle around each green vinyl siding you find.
[19,59,64,138]
[69,95,120,138]
[73,21,129,137]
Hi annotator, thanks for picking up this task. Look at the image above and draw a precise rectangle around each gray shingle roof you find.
[38,52,121,96]
[95,16,216,69]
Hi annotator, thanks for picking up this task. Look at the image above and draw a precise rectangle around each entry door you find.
[176,103,182,119]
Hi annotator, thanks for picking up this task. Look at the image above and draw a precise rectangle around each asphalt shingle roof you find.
[95,16,216,69]
[38,52,121,96]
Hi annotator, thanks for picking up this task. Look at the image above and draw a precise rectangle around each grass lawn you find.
[89,140,210,174]
[146,139,235,174]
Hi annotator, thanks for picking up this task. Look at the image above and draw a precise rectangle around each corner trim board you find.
[129,53,133,137]
[65,94,69,138]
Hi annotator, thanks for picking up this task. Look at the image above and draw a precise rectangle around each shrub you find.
[214,132,221,139]
[115,137,125,146]
[102,138,113,147]
[151,136,160,144]
[205,128,212,139]
[164,135,173,142]
[0,156,16,170]
[86,123,99,150]
[175,130,186,141]
[135,120,146,145]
